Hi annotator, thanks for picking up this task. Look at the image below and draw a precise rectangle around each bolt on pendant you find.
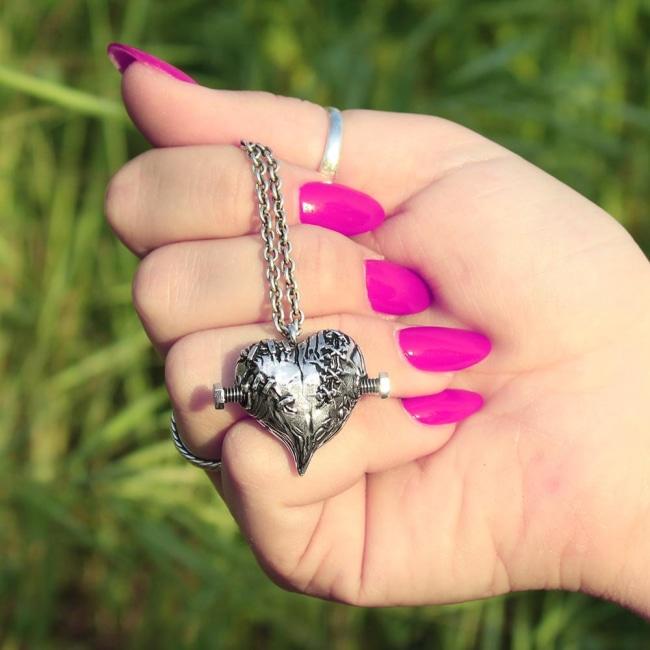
[214,371,390,410]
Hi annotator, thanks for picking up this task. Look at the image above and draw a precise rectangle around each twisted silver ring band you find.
[170,412,222,472]
[318,107,343,180]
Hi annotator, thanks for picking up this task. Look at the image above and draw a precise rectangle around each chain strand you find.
[241,142,304,342]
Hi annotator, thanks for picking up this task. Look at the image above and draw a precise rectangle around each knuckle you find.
[189,150,225,227]
[226,153,256,233]
[104,153,146,237]
[164,335,195,407]
[132,245,176,327]
[250,90,320,113]
[248,91,324,134]
[104,170,128,234]
[187,147,253,237]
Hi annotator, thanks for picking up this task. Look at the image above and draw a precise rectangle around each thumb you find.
[108,42,327,170]
[106,42,484,205]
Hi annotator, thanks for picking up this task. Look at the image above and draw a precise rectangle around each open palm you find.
[106,64,650,608]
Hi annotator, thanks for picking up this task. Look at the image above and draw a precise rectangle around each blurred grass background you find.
[1,0,649,648]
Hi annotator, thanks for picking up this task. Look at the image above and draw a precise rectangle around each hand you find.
[105,58,650,609]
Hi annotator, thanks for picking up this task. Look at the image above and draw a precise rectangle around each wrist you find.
[578,474,650,616]
[503,335,650,614]
[571,343,650,614]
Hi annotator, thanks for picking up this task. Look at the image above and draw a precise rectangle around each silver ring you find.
[170,412,222,472]
[318,107,343,181]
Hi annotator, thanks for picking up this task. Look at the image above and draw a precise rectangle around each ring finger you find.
[166,313,487,503]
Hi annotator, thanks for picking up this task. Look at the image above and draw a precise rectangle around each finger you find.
[217,375,467,504]
[133,226,432,347]
[214,402,474,602]
[217,437,500,605]
[105,145,384,256]
[367,153,645,366]
[218,459,366,602]
[117,62,502,210]
[166,312,488,459]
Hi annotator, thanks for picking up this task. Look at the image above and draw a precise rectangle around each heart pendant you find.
[214,329,389,475]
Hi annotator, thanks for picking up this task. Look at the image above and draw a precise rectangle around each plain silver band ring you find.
[170,412,222,472]
[318,107,343,180]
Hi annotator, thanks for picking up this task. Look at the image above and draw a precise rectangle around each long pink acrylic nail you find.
[107,42,197,84]
[398,326,491,371]
[402,389,483,425]
[364,259,431,315]
[300,182,385,235]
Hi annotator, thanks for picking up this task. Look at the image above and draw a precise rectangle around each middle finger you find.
[133,225,432,348]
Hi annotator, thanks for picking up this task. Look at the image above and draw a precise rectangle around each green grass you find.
[1,1,649,647]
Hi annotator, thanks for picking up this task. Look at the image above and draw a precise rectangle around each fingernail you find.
[364,259,431,315]
[402,389,483,425]
[107,42,197,84]
[398,326,491,371]
[299,182,385,235]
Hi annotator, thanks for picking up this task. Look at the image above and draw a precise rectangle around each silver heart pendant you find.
[214,329,389,475]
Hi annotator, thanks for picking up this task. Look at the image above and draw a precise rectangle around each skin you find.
[105,64,650,611]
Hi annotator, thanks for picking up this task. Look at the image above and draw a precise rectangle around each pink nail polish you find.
[107,42,197,84]
[364,259,431,315]
[299,182,385,235]
[402,389,483,425]
[398,326,491,371]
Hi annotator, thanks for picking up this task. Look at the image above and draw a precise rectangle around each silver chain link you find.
[241,141,304,343]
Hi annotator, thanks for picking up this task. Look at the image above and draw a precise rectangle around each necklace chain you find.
[241,141,304,343]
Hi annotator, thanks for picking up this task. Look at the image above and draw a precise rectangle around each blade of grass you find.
[0,64,127,121]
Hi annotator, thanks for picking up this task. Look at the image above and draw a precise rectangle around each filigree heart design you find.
[234,329,367,475]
